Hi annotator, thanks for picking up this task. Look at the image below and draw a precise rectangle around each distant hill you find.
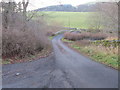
[35,3,97,12]
[77,3,96,12]
[35,4,76,12]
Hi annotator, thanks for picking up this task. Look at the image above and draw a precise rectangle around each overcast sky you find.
[1,0,119,10]
[27,0,97,10]
[1,0,96,10]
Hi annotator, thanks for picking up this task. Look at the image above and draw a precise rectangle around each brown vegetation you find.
[89,2,118,35]
[1,1,54,62]
[64,32,107,41]
[2,17,51,59]
[62,38,118,69]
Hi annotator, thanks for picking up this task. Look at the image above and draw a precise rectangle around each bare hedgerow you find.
[2,14,51,59]
[64,32,91,41]
[90,33,107,40]
[64,32,107,41]
[1,1,53,60]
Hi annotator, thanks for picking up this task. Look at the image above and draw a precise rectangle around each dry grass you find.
[74,40,118,55]
[64,39,118,69]
[75,40,90,46]
[87,44,118,55]
[93,45,118,55]
[106,36,118,40]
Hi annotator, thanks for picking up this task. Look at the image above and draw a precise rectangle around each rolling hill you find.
[35,3,96,12]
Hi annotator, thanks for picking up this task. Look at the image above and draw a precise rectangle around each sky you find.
[1,0,119,10]
[27,0,96,10]
[0,0,97,10]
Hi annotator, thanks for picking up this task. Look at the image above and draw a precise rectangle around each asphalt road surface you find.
[2,34,118,88]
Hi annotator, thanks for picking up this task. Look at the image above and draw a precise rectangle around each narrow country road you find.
[52,34,118,88]
[2,34,118,88]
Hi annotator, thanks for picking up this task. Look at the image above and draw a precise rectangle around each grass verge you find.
[62,38,118,69]
[49,36,54,40]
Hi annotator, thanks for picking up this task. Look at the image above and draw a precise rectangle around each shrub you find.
[46,31,55,36]
[75,40,90,46]
[64,32,107,41]
[90,33,107,40]
[2,14,51,59]
[64,32,87,41]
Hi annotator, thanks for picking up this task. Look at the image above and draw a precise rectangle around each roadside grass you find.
[62,38,73,43]
[106,36,118,41]
[48,33,59,40]
[2,47,53,64]
[37,11,97,29]
[72,44,118,69]
[49,36,54,40]
[62,38,118,69]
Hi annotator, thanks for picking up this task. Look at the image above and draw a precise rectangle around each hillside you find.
[77,3,96,12]
[35,4,76,12]
[35,3,96,12]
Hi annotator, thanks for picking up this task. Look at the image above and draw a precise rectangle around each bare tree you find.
[16,2,22,12]
[22,0,29,20]
[1,0,30,31]
[89,1,118,34]
[88,3,104,32]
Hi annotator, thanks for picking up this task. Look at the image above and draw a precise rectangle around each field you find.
[37,11,96,29]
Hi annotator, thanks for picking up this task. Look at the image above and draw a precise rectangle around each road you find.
[2,34,118,88]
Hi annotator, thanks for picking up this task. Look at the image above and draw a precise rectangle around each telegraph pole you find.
[68,16,70,29]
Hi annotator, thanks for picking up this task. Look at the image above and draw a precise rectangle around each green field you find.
[37,11,96,29]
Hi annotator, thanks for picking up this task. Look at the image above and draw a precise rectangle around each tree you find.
[89,1,118,34]
[22,0,29,20]
[116,1,120,34]
[1,0,30,30]
[2,1,17,29]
